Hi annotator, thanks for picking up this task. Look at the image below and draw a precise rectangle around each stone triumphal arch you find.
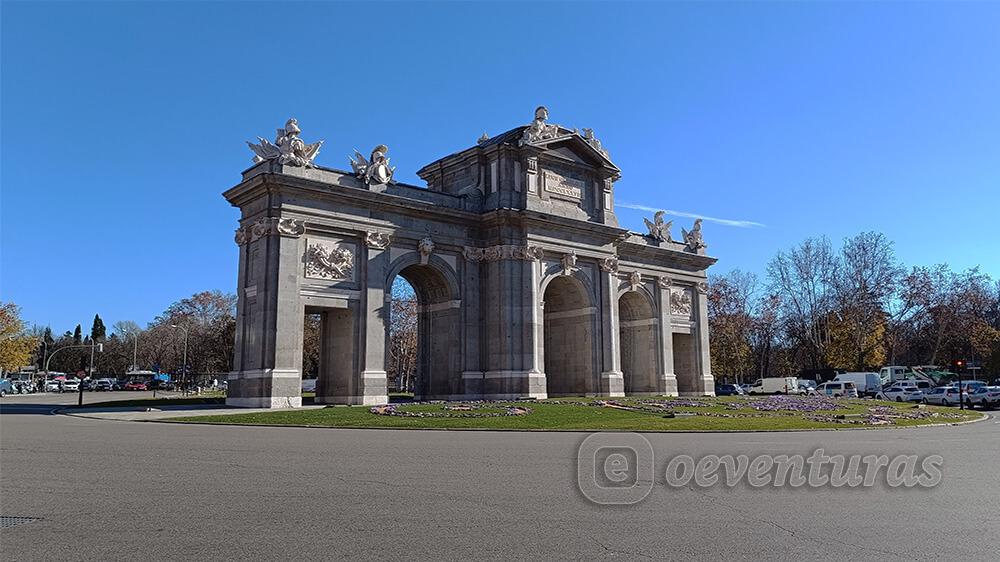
[226,109,717,407]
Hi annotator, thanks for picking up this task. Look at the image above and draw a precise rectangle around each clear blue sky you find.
[2,1,998,333]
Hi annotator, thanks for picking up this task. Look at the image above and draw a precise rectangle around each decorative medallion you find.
[418,238,435,265]
[600,256,619,273]
[628,271,642,291]
[561,252,578,276]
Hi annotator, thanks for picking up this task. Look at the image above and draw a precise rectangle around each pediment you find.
[528,133,620,176]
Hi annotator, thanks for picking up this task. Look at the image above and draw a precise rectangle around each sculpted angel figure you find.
[247,118,323,168]
[350,144,396,185]
[643,211,673,243]
[681,219,706,252]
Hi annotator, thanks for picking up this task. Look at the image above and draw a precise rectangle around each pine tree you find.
[91,314,106,342]
[73,324,82,344]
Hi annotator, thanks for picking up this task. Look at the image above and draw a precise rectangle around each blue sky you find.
[2,1,998,333]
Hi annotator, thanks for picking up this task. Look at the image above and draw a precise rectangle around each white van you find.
[749,377,802,395]
[834,372,882,397]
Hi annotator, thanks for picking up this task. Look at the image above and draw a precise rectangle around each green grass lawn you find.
[165,396,986,431]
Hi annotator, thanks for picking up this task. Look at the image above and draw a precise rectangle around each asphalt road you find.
[1,393,998,561]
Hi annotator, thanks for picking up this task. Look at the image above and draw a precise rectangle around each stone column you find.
[227,217,306,408]
[694,281,715,396]
[598,257,625,397]
[657,277,679,396]
[359,233,390,405]
[525,249,547,398]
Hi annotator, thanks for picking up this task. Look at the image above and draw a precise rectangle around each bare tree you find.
[766,237,839,370]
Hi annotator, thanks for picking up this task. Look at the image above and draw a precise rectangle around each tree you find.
[766,237,838,370]
[707,270,758,383]
[90,314,107,342]
[73,324,82,345]
[831,232,900,370]
[387,278,418,392]
[0,302,36,373]
[149,291,237,376]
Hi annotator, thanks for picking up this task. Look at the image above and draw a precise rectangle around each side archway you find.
[386,253,462,400]
[541,274,596,397]
[618,290,658,395]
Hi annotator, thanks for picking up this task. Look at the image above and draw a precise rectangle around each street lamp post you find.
[170,324,189,395]
[44,343,102,406]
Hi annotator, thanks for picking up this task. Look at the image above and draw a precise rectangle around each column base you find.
[659,373,679,397]
[225,369,302,408]
[483,370,548,400]
[600,371,625,397]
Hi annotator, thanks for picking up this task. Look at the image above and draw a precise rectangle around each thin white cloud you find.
[617,202,766,228]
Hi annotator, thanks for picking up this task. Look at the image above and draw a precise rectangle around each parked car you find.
[61,379,81,392]
[739,384,753,394]
[45,379,63,392]
[876,385,924,402]
[714,383,744,396]
[748,377,804,395]
[0,379,12,397]
[798,379,817,391]
[148,379,175,391]
[814,381,859,398]
[893,379,934,393]
[964,386,1000,409]
[80,379,95,391]
[922,386,961,406]
[124,381,148,391]
[833,372,882,397]
[93,378,115,391]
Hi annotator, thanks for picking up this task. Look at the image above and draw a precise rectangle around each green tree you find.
[91,314,107,342]
[73,324,82,344]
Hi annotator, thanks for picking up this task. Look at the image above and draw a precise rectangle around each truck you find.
[833,372,882,397]
[748,377,803,395]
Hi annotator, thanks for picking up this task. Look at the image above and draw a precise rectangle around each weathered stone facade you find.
[225,109,717,407]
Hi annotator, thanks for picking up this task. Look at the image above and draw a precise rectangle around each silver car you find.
[921,386,961,406]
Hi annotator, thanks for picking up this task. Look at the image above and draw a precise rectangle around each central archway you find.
[619,291,658,395]
[542,275,595,397]
[387,261,461,400]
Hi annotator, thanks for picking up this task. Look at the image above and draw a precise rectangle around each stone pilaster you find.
[598,259,625,397]
[694,281,715,396]
[227,217,305,408]
[657,277,679,396]
[358,239,390,405]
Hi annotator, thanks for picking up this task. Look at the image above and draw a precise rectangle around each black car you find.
[714,383,744,396]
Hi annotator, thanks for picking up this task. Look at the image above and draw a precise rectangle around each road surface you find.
[2,392,998,560]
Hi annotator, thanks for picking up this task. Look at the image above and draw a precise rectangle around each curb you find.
[145,411,991,434]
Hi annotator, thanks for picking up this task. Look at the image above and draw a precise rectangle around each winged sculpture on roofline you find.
[350,144,396,186]
[644,210,673,243]
[247,118,323,168]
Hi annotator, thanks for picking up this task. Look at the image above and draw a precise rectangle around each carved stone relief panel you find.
[305,239,355,281]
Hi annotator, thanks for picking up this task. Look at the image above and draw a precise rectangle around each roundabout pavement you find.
[2,392,998,560]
